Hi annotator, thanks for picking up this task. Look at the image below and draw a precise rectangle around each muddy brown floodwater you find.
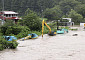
[0,26,85,60]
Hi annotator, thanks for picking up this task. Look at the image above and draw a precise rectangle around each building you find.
[59,18,74,26]
[0,11,21,24]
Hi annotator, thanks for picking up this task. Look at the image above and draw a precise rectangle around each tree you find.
[44,5,62,20]
[68,9,83,24]
[23,10,42,31]
[76,0,85,4]
[74,4,85,18]
[59,0,80,15]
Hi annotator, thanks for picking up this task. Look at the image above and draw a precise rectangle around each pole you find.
[2,0,4,25]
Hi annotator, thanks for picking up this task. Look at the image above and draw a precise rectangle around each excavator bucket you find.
[48,31,56,36]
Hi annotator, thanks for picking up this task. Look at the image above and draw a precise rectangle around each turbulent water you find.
[0,26,85,60]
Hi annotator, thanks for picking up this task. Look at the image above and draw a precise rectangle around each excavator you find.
[42,20,56,37]
[20,33,38,41]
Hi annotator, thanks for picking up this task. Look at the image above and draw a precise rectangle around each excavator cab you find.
[42,20,56,37]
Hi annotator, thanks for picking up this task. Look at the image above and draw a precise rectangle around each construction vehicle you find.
[42,20,56,37]
[57,28,68,34]
[4,36,17,41]
[21,33,38,41]
[56,19,68,34]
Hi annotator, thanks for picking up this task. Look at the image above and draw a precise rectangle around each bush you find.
[0,25,8,35]
[0,25,30,36]
[28,31,41,36]
[70,28,78,31]
[0,44,4,51]
[0,36,18,51]
[60,26,70,30]
[16,32,28,39]
[23,12,42,31]
[12,25,30,35]
[16,30,42,39]
[16,26,30,39]
[7,41,18,49]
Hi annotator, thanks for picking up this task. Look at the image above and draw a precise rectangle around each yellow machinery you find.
[21,33,38,40]
[24,35,31,40]
[84,24,85,29]
[42,20,56,37]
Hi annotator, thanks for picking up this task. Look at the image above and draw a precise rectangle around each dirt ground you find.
[0,26,85,60]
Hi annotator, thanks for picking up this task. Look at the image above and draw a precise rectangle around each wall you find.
[80,23,85,27]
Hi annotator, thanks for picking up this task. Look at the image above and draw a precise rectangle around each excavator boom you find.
[42,20,56,37]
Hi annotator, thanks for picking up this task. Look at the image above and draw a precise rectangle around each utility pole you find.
[2,0,4,25]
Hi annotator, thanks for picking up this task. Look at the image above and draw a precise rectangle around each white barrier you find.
[80,23,85,27]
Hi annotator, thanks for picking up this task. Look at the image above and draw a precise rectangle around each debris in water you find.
[72,34,78,36]
[68,54,73,56]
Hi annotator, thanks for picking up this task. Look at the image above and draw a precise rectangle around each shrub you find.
[23,12,42,31]
[0,25,30,36]
[0,25,8,35]
[16,32,28,39]
[7,41,18,49]
[70,28,78,31]
[60,26,70,30]
[28,31,41,36]
[0,36,18,51]
[0,44,5,51]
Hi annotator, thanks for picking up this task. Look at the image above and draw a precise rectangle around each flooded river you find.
[0,26,85,60]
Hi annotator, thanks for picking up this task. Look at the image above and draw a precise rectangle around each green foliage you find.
[39,18,48,21]
[0,0,85,24]
[28,31,41,36]
[74,4,85,18]
[0,0,85,20]
[4,19,15,26]
[68,9,83,24]
[43,26,49,34]
[16,30,42,39]
[25,8,34,16]
[44,6,62,20]
[0,25,30,35]
[70,28,78,31]
[0,26,7,35]
[59,0,80,14]
[16,31,28,39]
[0,36,7,50]
[17,19,24,25]
[1,0,85,41]
[7,41,18,49]
[59,26,70,30]
[76,0,85,4]
[23,11,42,31]
[0,44,4,51]
[0,36,18,51]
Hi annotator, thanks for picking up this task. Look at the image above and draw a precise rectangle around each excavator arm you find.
[44,22,51,33]
[42,20,56,37]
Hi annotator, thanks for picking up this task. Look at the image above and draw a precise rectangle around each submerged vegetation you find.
[0,36,18,51]
[70,28,78,31]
